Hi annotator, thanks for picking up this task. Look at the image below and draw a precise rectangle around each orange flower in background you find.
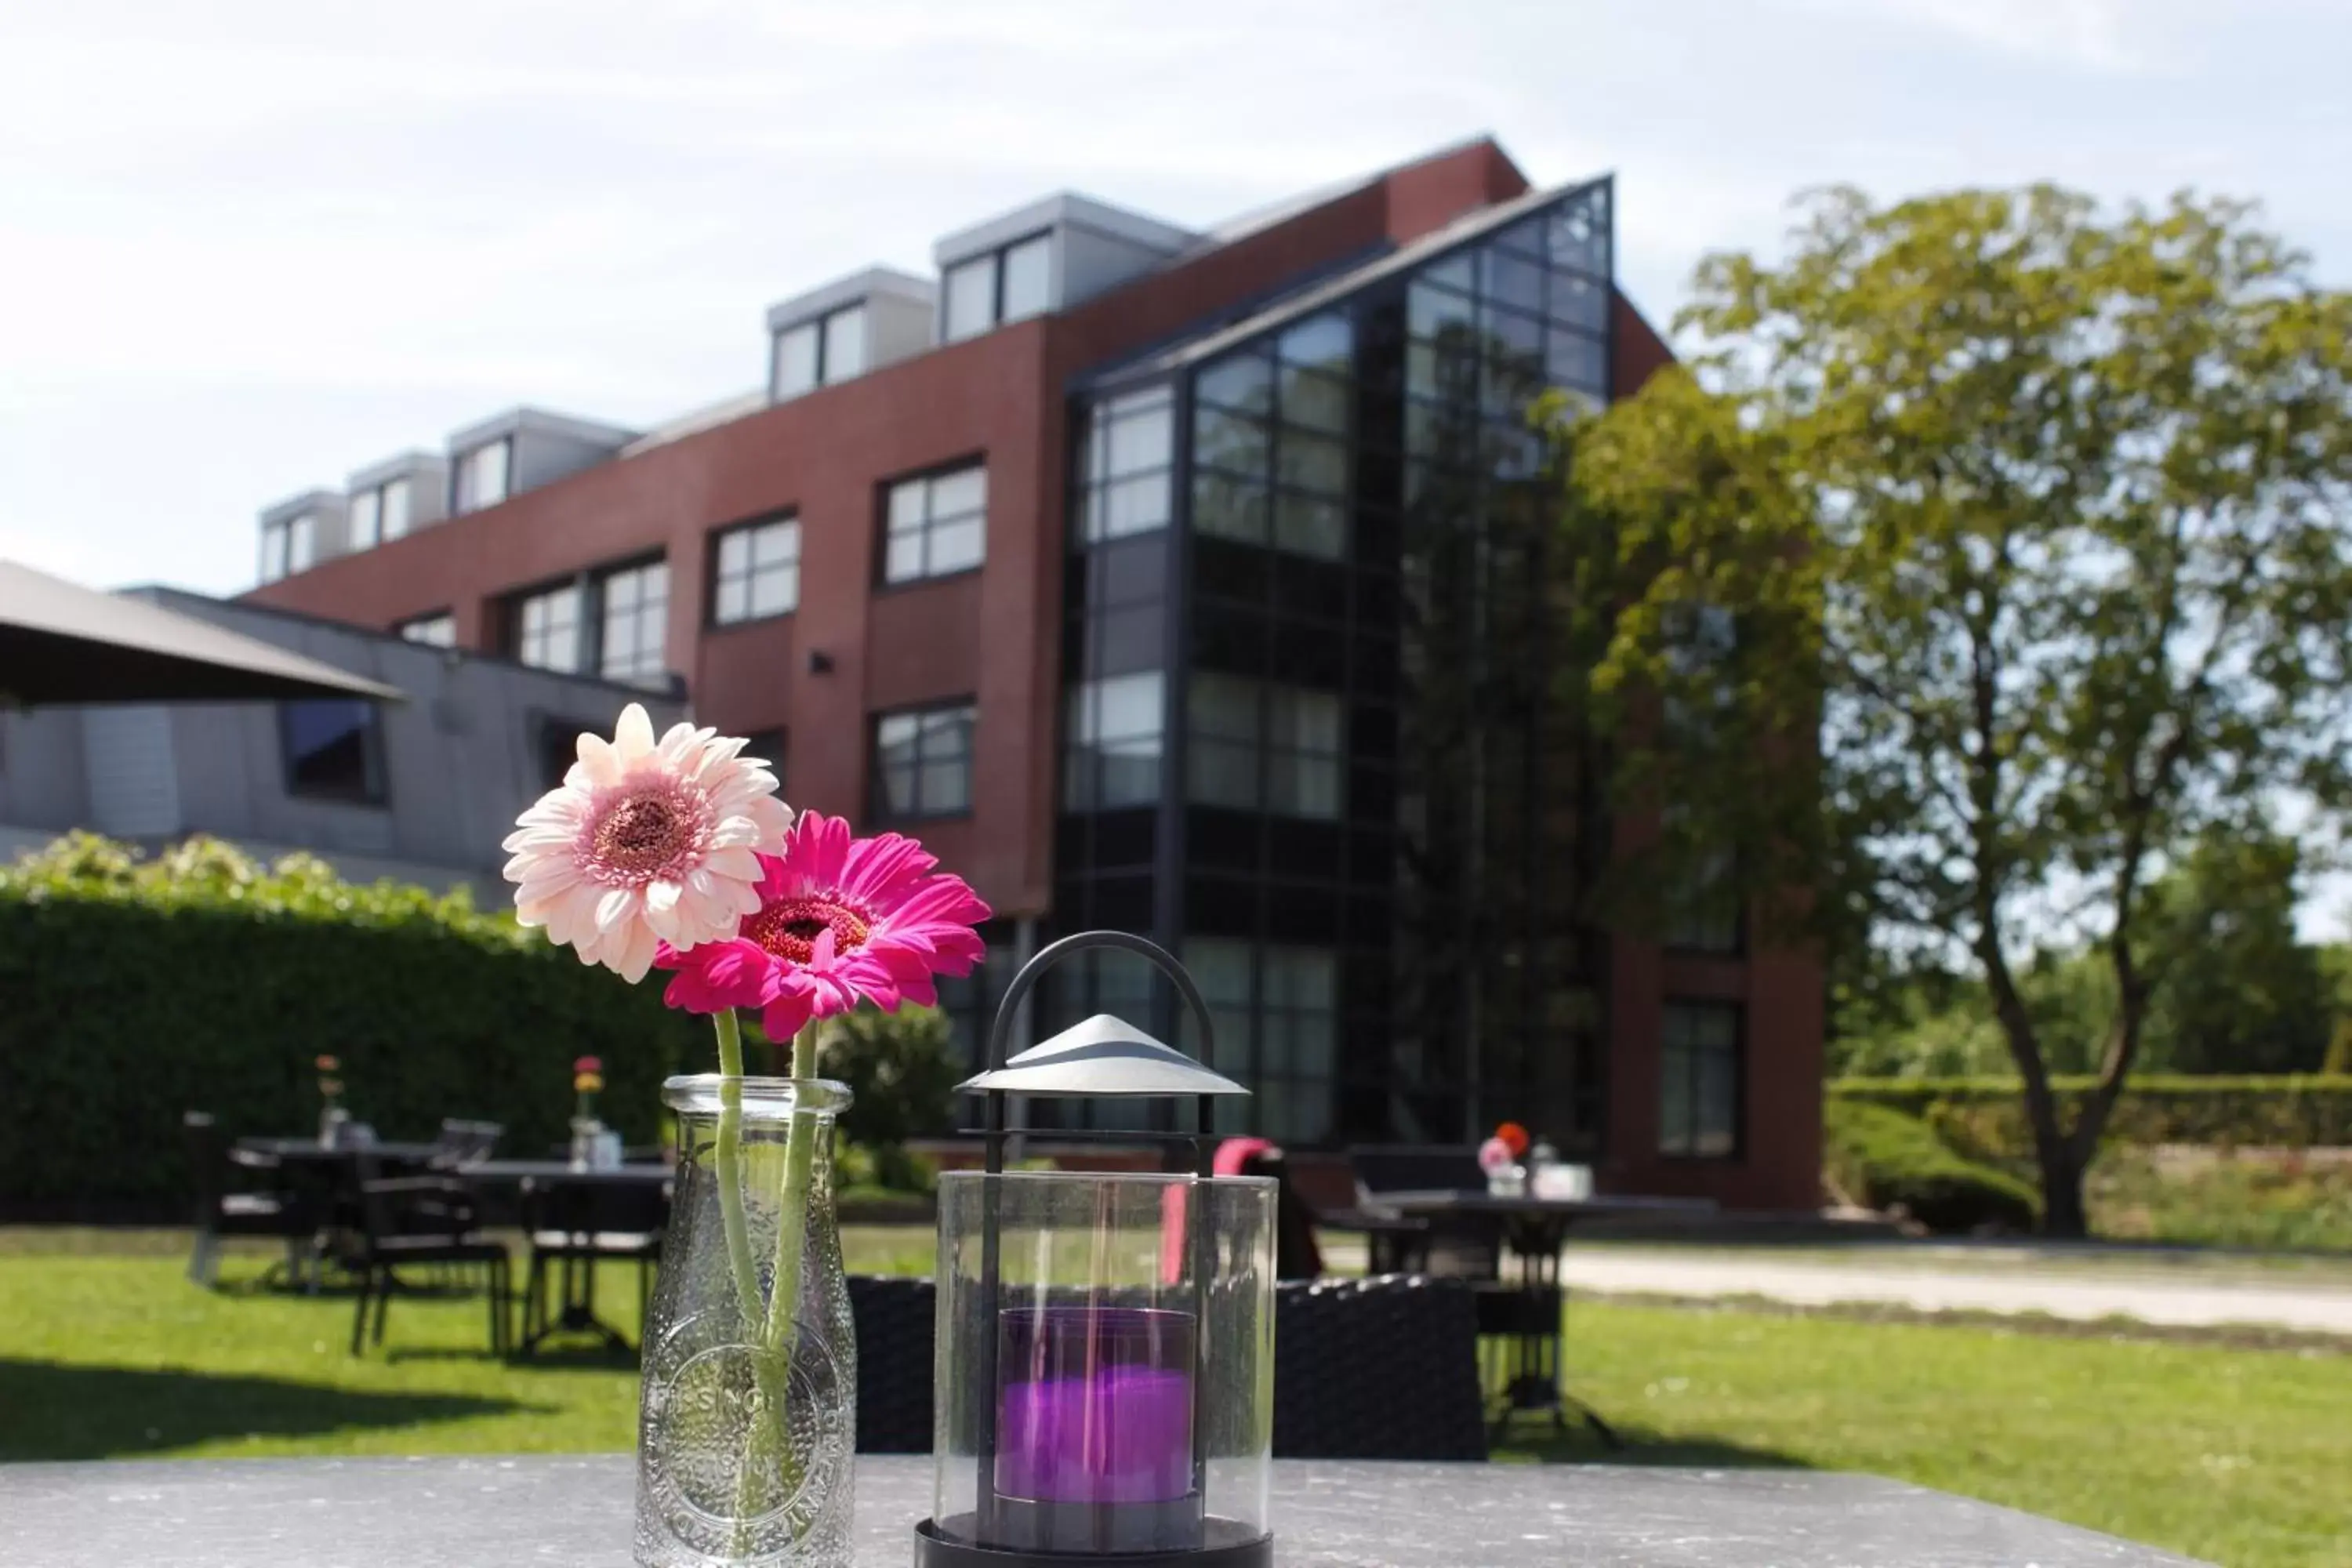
[315,1054,339,1073]
[1494,1121,1530,1158]
[574,1071,605,1094]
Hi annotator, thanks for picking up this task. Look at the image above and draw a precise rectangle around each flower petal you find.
[612,703,655,760]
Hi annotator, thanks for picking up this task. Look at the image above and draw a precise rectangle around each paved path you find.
[1559,1249,2352,1334]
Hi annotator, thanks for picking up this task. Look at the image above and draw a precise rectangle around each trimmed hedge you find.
[1828,1075,2352,1160]
[0,833,705,1214]
[1822,1099,2042,1234]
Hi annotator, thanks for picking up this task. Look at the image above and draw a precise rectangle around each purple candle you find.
[995,1305,1196,1505]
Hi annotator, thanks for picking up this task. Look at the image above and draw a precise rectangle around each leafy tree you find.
[1561,185,2352,1235]
[813,1004,962,1150]
[2143,828,2330,1073]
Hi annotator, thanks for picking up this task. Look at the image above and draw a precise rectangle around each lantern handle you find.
[985,928,1216,1073]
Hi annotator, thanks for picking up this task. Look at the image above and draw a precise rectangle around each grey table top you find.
[0,1454,2210,1567]
[1378,1189,1716,1218]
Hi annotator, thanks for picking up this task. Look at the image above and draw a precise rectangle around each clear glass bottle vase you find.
[635,1076,857,1567]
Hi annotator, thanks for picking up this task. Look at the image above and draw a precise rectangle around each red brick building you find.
[247,138,1823,1210]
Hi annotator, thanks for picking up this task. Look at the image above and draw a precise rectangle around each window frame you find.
[878,459,989,588]
[348,487,382,551]
[709,514,803,628]
[942,230,1053,341]
[452,437,513,514]
[772,303,869,399]
[869,699,978,823]
[593,556,670,689]
[1183,673,1344,821]
[277,698,389,807]
[1657,1001,1744,1160]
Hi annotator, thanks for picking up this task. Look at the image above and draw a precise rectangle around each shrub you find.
[0,833,702,1214]
[1827,1075,2352,1156]
[1822,1100,2042,1234]
[812,1004,960,1162]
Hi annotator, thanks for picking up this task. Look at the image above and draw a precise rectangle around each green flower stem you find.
[710,1010,766,1332]
[759,1023,823,1363]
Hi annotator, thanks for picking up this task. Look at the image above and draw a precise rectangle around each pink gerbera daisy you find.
[655,811,992,1040]
[501,703,792,983]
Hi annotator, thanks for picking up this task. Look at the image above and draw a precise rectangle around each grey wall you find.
[0,591,688,901]
[512,430,627,497]
[1061,227,1181,310]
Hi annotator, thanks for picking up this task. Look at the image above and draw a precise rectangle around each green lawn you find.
[1,1231,2346,1568]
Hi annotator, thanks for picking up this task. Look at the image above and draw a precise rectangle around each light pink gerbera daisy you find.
[655,811,991,1040]
[502,703,792,983]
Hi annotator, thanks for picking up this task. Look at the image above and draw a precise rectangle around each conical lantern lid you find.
[958,1013,1250,1098]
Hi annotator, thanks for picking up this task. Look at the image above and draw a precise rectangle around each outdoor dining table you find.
[0,1453,2212,1566]
[457,1160,674,1356]
[1377,1189,1714,1441]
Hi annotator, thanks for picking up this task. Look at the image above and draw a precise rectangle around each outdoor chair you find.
[1271,1274,1489,1461]
[520,1178,669,1352]
[847,1273,936,1452]
[348,1154,513,1356]
[181,1111,312,1289]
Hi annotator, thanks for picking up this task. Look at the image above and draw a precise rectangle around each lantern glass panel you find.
[931,1171,1275,1555]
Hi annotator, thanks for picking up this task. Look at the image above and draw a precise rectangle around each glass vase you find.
[635,1076,856,1567]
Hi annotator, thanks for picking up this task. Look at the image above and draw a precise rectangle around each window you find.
[1000,234,1051,321]
[1184,938,1336,1142]
[713,516,801,624]
[822,303,867,381]
[943,256,996,343]
[944,232,1052,341]
[1667,842,1742,955]
[771,303,868,401]
[1065,671,1163,810]
[1189,310,1352,562]
[873,702,977,820]
[1186,673,1341,819]
[535,713,597,789]
[349,488,381,550]
[515,583,583,673]
[773,322,820,399]
[380,477,412,541]
[597,559,670,688]
[398,612,456,648]
[258,516,307,584]
[453,439,510,513]
[279,699,386,805]
[883,463,987,584]
[1076,384,1174,544]
[1659,1003,1741,1158]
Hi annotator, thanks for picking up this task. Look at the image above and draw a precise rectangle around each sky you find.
[6,0,2347,597]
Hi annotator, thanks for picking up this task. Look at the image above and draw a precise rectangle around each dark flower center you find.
[746,896,872,964]
[593,796,684,873]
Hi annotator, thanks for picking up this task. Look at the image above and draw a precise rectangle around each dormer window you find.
[452,438,511,514]
[771,303,869,401]
[943,232,1051,342]
[259,513,315,583]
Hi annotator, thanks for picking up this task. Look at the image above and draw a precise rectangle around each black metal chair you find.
[181,1112,310,1289]
[348,1155,513,1356]
[520,1178,668,1355]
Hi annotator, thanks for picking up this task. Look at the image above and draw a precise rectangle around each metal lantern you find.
[913,931,1277,1567]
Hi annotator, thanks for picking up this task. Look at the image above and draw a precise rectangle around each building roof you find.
[346,449,446,490]
[932,191,1197,268]
[444,406,639,453]
[1091,176,1606,390]
[763,265,937,332]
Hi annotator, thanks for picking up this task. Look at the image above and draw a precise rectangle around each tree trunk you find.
[2038,1145,2091,1239]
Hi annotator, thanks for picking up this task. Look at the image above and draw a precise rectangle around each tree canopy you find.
[1561,183,2352,1232]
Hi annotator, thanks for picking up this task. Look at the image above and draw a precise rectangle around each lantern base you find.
[914,1516,1274,1566]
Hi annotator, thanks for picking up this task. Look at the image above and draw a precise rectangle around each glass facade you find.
[1051,180,1617,1145]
